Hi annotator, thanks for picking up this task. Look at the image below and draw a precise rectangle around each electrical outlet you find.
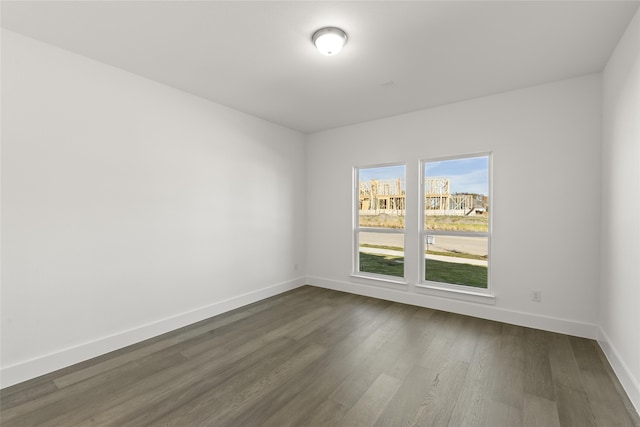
[294,263,299,271]
[531,290,542,302]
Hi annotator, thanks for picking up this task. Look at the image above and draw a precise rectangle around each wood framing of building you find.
[424,177,487,214]
[359,179,405,213]
[359,177,487,216]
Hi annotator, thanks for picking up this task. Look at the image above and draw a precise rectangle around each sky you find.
[358,156,489,195]
[425,156,489,195]
[359,164,405,183]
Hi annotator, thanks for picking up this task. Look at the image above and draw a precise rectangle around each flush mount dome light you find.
[312,27,348,56]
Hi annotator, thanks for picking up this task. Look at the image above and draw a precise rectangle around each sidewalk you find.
[360,247,488,267]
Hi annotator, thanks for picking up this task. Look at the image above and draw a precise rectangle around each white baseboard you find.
[0,277,306,389]
[597,327,640,416]
[306,276,598,339]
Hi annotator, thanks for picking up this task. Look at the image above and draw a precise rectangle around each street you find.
[359,231,488,257]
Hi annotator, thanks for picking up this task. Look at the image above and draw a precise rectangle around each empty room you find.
[1,1,639,426]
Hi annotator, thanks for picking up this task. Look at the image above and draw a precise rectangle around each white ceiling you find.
[2,1,638,133]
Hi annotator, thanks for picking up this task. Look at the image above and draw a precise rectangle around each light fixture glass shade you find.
[312,27,348,56]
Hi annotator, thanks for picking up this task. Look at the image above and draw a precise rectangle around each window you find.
[421,155,490,290]
[354,164,406,280]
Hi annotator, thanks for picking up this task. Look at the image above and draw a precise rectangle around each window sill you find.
[350,273,408,289]
[416,282,496,305]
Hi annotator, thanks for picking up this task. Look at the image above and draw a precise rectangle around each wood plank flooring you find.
[1,286,638,426]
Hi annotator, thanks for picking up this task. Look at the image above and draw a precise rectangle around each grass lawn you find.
[425,259,487,288]
[359,252,487,288]
[359,252,404,277]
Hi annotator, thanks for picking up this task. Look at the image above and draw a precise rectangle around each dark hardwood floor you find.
[1,286,638,426]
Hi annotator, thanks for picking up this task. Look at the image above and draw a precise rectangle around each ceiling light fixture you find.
[312,27,348,56]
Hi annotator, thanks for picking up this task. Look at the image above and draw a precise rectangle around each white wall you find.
[307,74,602,337]
[601,7,640,412]
[1,30,306,387]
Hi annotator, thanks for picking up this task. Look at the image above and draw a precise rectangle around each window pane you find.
[425,234,488,288]
[359,165,406,229]
[424,157,489,232]
[359,231,404,278]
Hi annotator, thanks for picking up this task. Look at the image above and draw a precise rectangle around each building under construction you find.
[359,177,487,216]
[424,177,487,215]
[359,179,405,214]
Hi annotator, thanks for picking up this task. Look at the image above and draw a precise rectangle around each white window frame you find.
[418,153,493,297]
[352,162,407,284]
